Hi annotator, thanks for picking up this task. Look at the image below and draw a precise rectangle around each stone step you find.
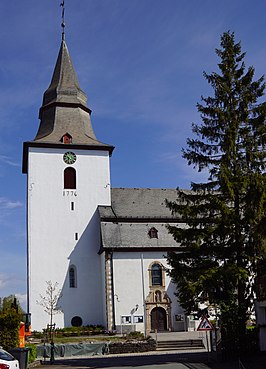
[156,339,204,351]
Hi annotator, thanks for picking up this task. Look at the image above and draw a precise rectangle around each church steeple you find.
[33,40,113,149]
[22,40,114,173]
[41,40,87,108]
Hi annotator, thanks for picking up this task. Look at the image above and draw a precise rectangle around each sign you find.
[197,316,214,331]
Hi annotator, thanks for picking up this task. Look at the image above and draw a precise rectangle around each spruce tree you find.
[166,32,266,354]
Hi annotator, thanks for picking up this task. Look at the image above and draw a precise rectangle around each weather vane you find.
[60,1,65,40]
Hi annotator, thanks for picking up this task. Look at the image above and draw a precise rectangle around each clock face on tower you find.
[63,151,77,165]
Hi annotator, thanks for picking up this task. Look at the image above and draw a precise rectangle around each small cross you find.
[60,1,65,40]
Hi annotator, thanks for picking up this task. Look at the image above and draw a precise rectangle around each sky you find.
[0,0,266,309]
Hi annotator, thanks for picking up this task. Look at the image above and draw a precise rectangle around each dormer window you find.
[148,227,158,239]
[61,133,72,144]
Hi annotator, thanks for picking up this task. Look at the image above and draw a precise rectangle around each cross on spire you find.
[60,1,65,40]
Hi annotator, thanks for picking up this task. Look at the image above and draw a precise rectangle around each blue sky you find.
[0,0,266,308]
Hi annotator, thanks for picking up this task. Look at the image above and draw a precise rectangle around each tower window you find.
[64,167,76,189]
[151,263,162,286]
[69,265,77,288]
[61,133,72,144]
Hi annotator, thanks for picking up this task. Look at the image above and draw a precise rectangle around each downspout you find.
[26,171,30,314]
[141,253,147,337]
[110,250,116,331]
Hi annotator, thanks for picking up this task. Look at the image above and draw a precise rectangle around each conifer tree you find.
[166,32,266,354]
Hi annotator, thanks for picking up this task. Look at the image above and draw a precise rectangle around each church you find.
[22,39,187,333]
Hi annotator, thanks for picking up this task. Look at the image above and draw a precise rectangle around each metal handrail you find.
[239,358,246,369]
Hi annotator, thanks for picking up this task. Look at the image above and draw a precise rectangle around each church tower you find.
[22,40,114,330]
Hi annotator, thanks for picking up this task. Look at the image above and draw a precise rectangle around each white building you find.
[255,277,266,351]
[22,39,186,333]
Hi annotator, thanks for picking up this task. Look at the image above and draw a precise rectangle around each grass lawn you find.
[52,335,125,344]
[28,334,127,345]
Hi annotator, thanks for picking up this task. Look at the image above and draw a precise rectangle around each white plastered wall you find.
[255,301,266,351]
[27,146,111,331]
[112,251,184,333]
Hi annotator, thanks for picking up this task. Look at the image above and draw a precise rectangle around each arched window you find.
[151,264,162,286]
[69,265,77,288]
[64,167,76,189]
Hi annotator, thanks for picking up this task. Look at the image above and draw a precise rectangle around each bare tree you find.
[37,281,62,327]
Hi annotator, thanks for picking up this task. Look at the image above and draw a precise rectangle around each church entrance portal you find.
[151,307,167,331]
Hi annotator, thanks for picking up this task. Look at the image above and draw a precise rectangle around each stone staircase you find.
[156,338,205,351]
[150,331,207,352]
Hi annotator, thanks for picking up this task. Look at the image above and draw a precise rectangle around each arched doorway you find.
[151,307,167,331]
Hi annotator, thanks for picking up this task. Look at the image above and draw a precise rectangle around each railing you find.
[239,358,246,369]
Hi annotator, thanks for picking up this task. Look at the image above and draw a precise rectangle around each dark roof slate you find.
[100,222,183,249]
[42,40,87,107]
[99,187,188,251]
[99,187,181,220]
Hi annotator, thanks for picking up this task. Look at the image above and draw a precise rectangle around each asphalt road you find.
[34,352,211,369]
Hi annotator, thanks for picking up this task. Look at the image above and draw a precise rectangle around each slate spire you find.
[33,40,113,151]
[42,40,87,108]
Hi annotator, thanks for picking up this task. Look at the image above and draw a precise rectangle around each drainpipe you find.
[26,176,30,314]
[141,253,147,337]
[110,250,116,331]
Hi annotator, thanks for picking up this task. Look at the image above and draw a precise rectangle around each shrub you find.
[54,325,104,337]
[26,344,37,364]
[31,331,43,339]
[126,331,145,340]
[31,324,105,340]
[0,309,21,350]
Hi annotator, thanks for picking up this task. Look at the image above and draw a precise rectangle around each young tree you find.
[166,32,266,354]
[37,281,62,328]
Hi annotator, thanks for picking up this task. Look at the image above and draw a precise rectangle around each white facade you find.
[112,251,184,333]
[24,39,184,333]
[255,301,266,351]
[27,146,111,331]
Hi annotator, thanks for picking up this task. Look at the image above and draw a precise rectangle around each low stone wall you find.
[108,339,156,354]
[36,339,157,358]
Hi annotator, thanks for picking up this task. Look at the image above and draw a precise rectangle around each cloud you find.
[0,273,26,311]
[0,198,23,210]
[6,201,23,209]
[0,266,26,291]
[0,155,20,168]
[0,274,12,289]
[15,293,27,311]
[178,161,210,187]
[155,152,179,164]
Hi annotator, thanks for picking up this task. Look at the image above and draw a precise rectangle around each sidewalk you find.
[31,352,266,369]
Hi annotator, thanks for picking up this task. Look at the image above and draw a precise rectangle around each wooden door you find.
[151,307,167,331]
